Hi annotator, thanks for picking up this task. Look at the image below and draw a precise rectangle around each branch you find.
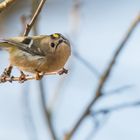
[23,0,47,36]
[85,113,109,140]
[0,0,16,13]
[103,84,134,96]
[64,13,140,140]
[86,101,140,139]
[0,72,58,83]
[73,50,100,78]
[91,101,140,116]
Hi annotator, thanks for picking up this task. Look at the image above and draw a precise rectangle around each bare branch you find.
[20,15,28,35]
[0,0,16,13]
[0,72,59,83]
[86,114,109,140]
[23,0,47,36]
[73,50,100,78]
[64,13,140,140]
[103,84,134,96]
[87,101,140,140]
[91,101,140,116]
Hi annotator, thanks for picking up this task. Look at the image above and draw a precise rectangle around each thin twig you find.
[20,15,28,35]
[23,0,47,36]
[64,13,140,140]
[103,84,134,96]
[86,101,140,140]
[91,101,140,116]
[0,72,58,83]
[86,114,109,140]
[73,50,100,77]
[0,0,16,13]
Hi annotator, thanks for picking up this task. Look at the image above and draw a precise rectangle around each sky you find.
[0,0,140,140]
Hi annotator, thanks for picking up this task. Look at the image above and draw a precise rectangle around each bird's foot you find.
[58,68,68,75]
[4,66,13,77]
[0,74,7,83]
[0,66,13,83]
[35,72,44,80]
[19,71,28,83]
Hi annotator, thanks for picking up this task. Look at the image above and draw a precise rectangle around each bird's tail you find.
[0,39,18,51]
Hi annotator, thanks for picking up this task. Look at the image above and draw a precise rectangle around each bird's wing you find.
[0,36,46,56]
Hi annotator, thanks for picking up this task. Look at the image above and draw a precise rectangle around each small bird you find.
[0,33,71,81]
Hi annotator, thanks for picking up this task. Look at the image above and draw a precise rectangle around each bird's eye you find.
[50,42,55,48]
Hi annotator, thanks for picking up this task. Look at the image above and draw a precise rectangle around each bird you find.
[0,33,71,81]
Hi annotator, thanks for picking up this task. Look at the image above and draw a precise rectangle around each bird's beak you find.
[56,38,70,49]
[55,38,70,51]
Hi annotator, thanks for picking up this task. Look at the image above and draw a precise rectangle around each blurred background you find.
[0,0,140,140]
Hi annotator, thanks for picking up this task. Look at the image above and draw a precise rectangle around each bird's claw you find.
[0,66,13,83]
[35,72,44,80]
[58,68,68,75]
[19,71,28,83]
[0,74,7,83]
[0,74,14,83]
[8,76,15,83]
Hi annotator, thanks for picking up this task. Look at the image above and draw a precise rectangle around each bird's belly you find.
[9,50,46,73]
[9,50,66,73]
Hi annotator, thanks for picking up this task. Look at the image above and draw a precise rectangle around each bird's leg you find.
[58,68,68,75]
[35,71,44,80]
[0,65,13,82]
[19,71,28,83]
[2,65,13,77]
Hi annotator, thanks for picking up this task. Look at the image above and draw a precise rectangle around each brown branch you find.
[23,0,47,36]
[20,15,30,36]
[0,72,58,83]
[0,0,16,13]
[63,13,140,140]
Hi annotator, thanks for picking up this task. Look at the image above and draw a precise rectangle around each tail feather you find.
[0,39,10,48]
[0,38,19,49]
[0,38,8,43]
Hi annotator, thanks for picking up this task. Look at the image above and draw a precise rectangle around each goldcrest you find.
[0,33,71,76]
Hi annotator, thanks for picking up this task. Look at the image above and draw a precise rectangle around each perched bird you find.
[0,33,71,80]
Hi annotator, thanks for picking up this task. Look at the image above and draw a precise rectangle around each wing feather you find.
[0,36,46,56]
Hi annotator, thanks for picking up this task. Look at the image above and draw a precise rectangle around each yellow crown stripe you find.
[53,33,60,38]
